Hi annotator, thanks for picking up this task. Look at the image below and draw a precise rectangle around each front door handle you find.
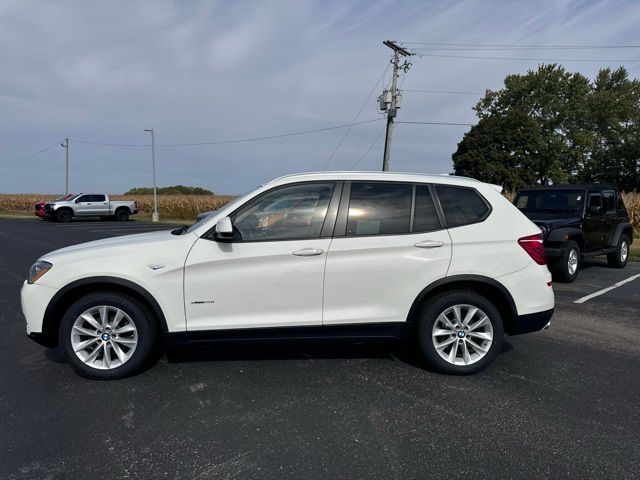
[414,240,445,249]
[292,248,324,256]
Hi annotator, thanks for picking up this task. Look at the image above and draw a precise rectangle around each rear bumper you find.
[510,308,554,335]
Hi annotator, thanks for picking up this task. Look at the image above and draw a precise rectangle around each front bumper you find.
[21,281,59,347]
[510,308,554,335]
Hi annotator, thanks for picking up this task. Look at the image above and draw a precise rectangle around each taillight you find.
[518,233,546,265]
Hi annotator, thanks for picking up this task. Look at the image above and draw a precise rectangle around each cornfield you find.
[0,191,638,236]
[0,194,236,220]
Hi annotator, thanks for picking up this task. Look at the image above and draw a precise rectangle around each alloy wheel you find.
[621,241,628,262]
[70,305,138,370]
[567,249,578,275]
[431,304,494,366]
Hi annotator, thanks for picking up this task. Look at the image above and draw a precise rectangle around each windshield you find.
[183,186,260,234]
[514,189,584,217]
[55,194,76,201]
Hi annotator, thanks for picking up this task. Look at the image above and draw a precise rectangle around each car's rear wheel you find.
[56,209,72,223]
[58,291,158,379]
[417,290,504,375]
[607,235,630,268]
[553,240,580,283]
[115,209,130,222]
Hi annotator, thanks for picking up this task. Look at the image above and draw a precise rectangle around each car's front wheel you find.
[58,291,158,379]
[417,290,504,375]
[56,209,72,223]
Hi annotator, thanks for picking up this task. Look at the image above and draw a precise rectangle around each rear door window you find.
[603,191,616,213]
[435,185,490,227]
[347,183,412,236]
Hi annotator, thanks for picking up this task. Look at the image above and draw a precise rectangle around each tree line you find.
[452,64,640,191]
[124,185,214,195]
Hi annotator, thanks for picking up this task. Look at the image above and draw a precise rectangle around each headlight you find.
[28,261,52,284]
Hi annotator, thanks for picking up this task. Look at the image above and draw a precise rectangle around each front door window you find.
[233,183,334,241]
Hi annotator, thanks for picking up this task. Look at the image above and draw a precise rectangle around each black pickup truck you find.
[513,185,634,282]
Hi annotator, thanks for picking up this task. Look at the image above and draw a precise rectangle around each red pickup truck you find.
[35,194,74,219]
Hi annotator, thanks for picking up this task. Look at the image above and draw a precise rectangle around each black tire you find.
[115,209,130,222]
[58,291,159,379]
[417,290,504,375]
[607,234,630,268]
[56,209,72,223]
[552,240,580,283]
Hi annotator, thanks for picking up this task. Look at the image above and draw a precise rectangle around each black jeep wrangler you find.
[513,185,633,282]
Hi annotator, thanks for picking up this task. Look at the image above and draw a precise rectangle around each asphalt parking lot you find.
[1,218,639,479]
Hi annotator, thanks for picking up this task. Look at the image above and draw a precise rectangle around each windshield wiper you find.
[171,225,190,235]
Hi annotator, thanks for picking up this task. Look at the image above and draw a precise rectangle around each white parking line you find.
[574,274,640,304]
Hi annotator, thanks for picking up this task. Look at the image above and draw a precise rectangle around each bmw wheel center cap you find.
[457,330,466,338]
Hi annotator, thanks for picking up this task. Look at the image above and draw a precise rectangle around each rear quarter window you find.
[435,185,490,227]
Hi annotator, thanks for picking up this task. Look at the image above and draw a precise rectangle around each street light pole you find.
[61,138,69,194]
[144,129,159,222]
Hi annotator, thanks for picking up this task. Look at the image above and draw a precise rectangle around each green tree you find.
[453,64,640,191]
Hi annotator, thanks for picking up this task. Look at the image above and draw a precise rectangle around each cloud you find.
[1,0,639,194]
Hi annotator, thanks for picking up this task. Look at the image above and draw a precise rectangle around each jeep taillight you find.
[518,233,546,265]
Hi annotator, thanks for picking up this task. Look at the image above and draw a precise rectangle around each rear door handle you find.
[414,240,445,249]
[292,248,324,256]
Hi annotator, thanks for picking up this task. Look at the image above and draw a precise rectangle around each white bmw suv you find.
[21,172,554,379]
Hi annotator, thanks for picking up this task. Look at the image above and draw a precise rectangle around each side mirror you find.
[75,199,81,204]
[589,205,602,216]
[214,216,234,240]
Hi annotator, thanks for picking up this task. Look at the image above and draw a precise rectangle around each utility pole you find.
[61,138,69,194]
[380,40,412,171]
[144,129,159,222]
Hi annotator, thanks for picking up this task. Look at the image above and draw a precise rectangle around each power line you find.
[403,41,640,49]
[413,46,640,52]
[415,53,640,63]
[404,89,483,95]
[70,119,383,148]
[349,127,385,170]
[398,121,475,126]
[0,143,58,165]
[322,63,391,171]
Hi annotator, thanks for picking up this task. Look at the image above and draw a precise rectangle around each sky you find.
[1,0,640,195]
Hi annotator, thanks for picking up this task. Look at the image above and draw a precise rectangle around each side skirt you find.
[164,323,410,347]
[582,247,616,258]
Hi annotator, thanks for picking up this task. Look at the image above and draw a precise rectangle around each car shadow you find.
[165,339,408,364]
[44,338,516,375]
